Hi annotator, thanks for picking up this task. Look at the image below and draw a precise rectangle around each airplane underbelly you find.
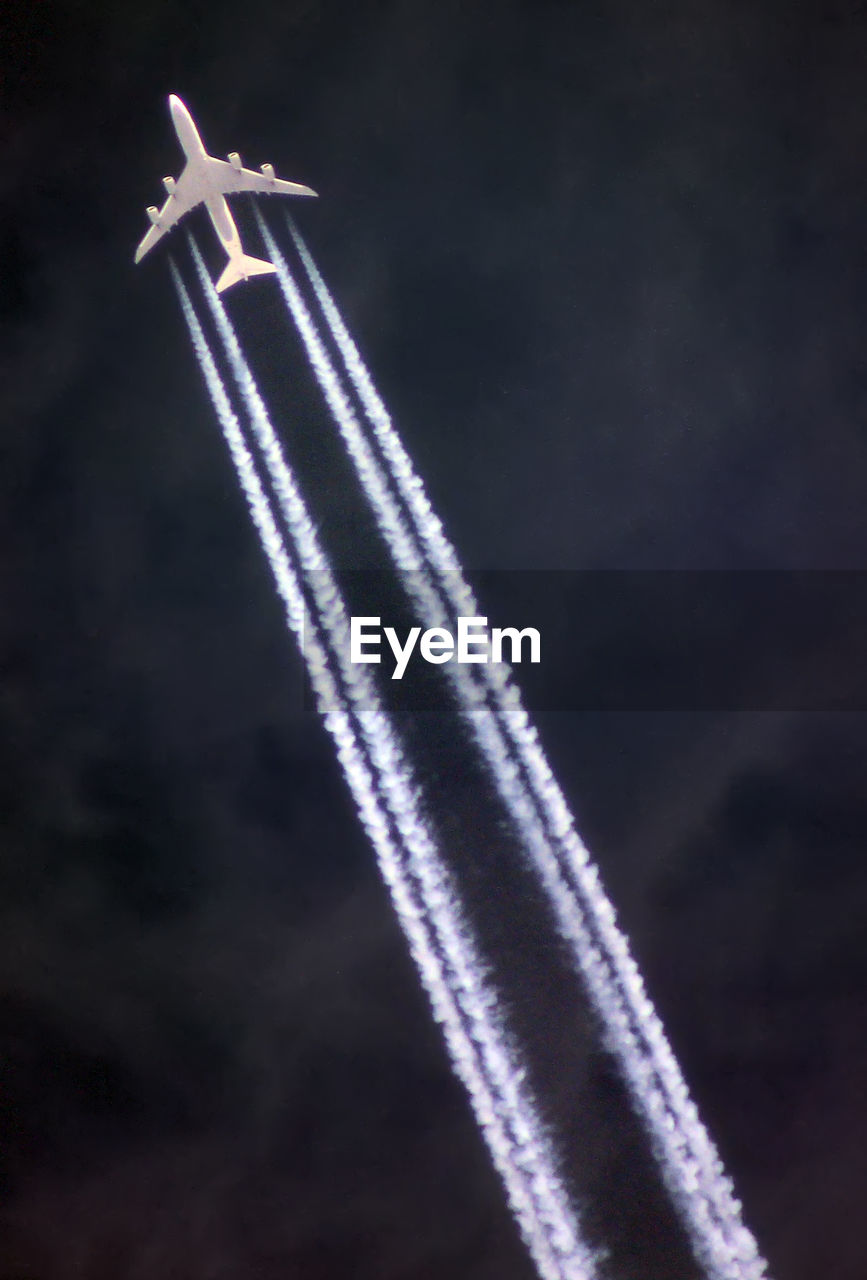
[205,196,238,249]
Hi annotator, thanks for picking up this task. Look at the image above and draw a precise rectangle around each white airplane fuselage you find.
[169,96,249,270]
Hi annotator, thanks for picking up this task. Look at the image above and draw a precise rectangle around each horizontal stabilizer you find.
[216,253,276,294]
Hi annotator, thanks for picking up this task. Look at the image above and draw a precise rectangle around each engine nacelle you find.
[228,151,242,171]
[162,175,176,194]
[260,163,275,180]
[146,205,161,225]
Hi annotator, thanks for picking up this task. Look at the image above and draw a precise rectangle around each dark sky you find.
[3,2,867,1277]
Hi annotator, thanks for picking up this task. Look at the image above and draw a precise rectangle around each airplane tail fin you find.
[216,253,277,294]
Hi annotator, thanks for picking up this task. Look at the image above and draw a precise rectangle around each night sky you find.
[3,2,867,1277]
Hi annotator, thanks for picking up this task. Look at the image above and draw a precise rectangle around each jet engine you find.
[146,206,161,225]
[228,152,242,171]
[260,163,275,180]
[162,175,176,194]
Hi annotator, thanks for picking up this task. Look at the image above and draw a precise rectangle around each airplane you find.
[134,94,317,292]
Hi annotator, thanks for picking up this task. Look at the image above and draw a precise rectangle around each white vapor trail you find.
[275,213,769,1280]
[174,249,597,1280]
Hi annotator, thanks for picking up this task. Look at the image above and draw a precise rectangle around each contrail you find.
[277,213,769,1280]
[254,207,425,573]
[174,249,597,1280]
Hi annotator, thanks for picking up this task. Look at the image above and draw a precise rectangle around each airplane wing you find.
[133,161,208,263]
[207,156,317,199]
[133,154,316,264]
[133,189,198,263]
